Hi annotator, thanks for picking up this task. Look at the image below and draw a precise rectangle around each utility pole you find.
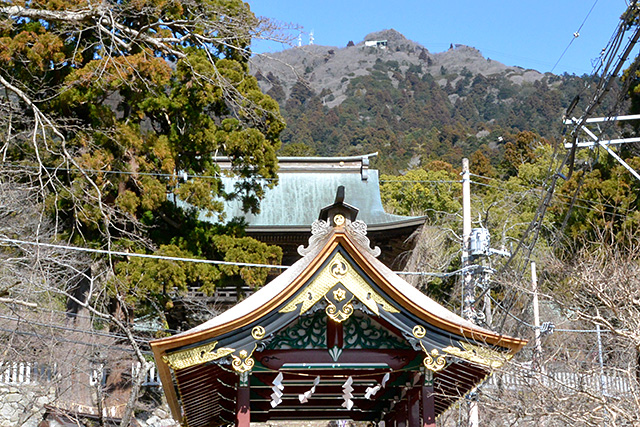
[461,158,478,427]
[462,158,473,322]
[531,262,542,370]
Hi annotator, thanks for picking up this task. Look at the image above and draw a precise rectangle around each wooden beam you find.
[422,372,436,427]
[236,376,250,427]
[408,387,420,427]
[251,410,377,422]
[150,348,183,423]
[397,397,407,427]
[258,349,416,370]
[327,318,343,349]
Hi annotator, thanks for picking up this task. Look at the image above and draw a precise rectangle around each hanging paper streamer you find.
[341,376,354,410]
[365,372,390,399]
[298,376,321,403]
[270,372,284,408]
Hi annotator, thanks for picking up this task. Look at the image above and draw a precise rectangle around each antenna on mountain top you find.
[298,33,302,47]
[309,30,314,45]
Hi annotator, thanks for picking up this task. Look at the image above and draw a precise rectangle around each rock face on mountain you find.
[251,29,545,108]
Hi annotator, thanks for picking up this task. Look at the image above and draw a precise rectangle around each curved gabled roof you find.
[151,225,525,354]
[188,153,425,231]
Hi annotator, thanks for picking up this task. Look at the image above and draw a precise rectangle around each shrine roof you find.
[198,153,424,231]
[152,223,524,352]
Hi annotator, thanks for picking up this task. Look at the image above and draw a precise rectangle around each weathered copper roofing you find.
[207,153,424,231]
[151,202,527,426]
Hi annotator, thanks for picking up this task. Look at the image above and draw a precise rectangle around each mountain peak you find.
[363,29,408,43]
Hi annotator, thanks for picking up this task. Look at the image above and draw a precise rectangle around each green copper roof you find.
[186,154,424,230]
[216,169,421,229]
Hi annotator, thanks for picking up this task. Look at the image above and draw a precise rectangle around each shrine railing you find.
[485,369,633,397]
[0,361,161,387]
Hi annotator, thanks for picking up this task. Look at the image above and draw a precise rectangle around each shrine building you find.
[150,192,526,427]
[198,153,425,268]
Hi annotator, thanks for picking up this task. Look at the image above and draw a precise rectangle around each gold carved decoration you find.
[333,288,347,302]
[325,289,354,323]
[420,342,447,372]
[333,214,345,226]
[231,346,256,373]
[443,342,513,369]
[412,325,426,339]
[251,326,266,340]
[279,252,399,318]
[163,341,235,371]
[330,259,348,278]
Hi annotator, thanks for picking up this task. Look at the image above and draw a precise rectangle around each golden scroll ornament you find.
[251,325,266,340]
[231,347,256,373]
[443,342,513,369]
[420,342,447,372]
[412,325,426,339]
[163,341,235,371]
[279,252,398,318]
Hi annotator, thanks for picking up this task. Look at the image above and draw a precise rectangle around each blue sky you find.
[247,1,630,76]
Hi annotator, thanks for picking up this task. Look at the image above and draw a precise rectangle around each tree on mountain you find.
[501,131,543,176]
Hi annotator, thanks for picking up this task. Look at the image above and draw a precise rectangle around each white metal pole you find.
[467,393,478,427]
[596,323,608,426]
[596,324,607,395]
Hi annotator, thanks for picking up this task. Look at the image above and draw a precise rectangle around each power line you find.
[379,179,461,184]
[0,313,150,343]
[2,162,283,182]
[0,236,464,277]
[470,179,636,219]
[551,0,600,74]
[0,326,152,355]
[0,237,289,269]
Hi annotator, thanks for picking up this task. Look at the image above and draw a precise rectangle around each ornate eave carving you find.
[345,220,381,258]
[298,219,332,256]
[443,342,513,369]
[163,341,235,371]
[279,252,398,322]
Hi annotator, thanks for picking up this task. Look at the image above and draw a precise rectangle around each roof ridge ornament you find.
[299,186,380,257]
[319,186,359,226]
[346,220,381,258]
[298,219,332,256]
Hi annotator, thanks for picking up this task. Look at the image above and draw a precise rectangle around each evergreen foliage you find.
[0,0,284,323]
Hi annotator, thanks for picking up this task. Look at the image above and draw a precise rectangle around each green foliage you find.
[272,58,617,173]
[0,0,285,318]
[380,166,461,218]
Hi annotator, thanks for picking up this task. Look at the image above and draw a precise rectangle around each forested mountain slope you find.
[251,29,617,172]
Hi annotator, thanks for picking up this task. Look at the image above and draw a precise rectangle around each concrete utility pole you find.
[461,158,473,322]
[461,158,479,427]
[531,262,542,370]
